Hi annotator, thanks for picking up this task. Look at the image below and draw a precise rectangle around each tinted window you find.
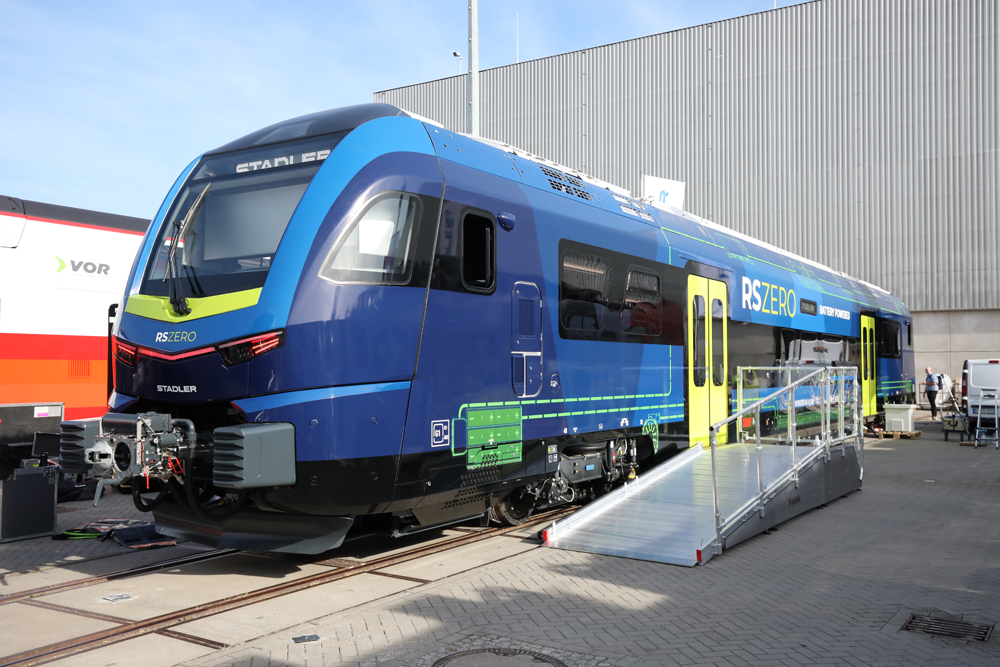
[320,193,420,285]
[462,213,495,291]
[711,298,724,387]
[880,321,901,358]
[693,295,706,387]
[782,330,849,366]
[863,328,869,380]
[621,270,661,336]
[560,249,612,331]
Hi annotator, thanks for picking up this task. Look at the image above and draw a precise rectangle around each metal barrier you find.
[708,366,863,554]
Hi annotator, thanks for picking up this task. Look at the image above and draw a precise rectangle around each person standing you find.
[923,366,939,420]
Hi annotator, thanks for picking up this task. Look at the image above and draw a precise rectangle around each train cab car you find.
[59,104,914,553]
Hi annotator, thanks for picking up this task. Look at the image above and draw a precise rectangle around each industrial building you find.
[374,0,999,380]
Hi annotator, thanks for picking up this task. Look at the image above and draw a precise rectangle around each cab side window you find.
[320,192,420,285]
[461,212,495,292]
[429,203,497,296]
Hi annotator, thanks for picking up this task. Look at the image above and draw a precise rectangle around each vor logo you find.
[56,256,110,275]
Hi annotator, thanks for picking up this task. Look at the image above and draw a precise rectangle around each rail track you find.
[0,508,571,667]
[0,548,238,606]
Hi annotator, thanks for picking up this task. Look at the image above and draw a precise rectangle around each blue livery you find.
[102,104,913,551]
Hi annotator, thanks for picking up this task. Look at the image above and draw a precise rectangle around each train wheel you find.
[490,491,534,526]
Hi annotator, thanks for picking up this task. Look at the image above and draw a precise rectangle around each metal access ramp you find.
[542,367,864,566]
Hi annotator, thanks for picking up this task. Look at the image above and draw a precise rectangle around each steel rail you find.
[0,549,237,606]
[0,507,573,667]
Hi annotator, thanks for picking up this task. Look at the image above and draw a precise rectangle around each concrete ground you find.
[4,413,1000,666]
[174,414,998,667]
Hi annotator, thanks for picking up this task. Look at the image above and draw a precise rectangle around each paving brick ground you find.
[178,418,1000,667]
[0,491,149,578]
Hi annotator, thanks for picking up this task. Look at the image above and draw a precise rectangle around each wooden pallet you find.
[872,430,922,440]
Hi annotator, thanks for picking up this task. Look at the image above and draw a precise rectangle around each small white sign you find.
[641,175,686,211]
[431,420,450,448]
[34,405,61,418]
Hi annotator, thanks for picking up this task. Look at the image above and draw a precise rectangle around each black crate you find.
[0,465,59,542]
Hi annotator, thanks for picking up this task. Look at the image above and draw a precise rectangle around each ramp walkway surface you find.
[543,443,821,566]
[543,366,864,566]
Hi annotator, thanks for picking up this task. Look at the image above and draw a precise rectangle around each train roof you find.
[442,128,895,300]
[2,195,148,234]
[209,103,408,155]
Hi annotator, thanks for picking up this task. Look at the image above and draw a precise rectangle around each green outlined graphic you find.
[447,346,684,469]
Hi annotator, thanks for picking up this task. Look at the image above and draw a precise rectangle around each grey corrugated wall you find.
[375,0,999,312]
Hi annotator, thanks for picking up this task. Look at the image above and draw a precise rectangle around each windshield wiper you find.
[163,183,210,315]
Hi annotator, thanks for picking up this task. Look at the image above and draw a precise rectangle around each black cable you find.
[182,473,246,523]
[176,419,246,522]
[132,481,170,512]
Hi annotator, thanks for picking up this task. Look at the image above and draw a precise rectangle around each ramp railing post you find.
[855,370,864,475]
[709,427,722,554]
[790,387,799,488]
[838,370,846,451]
[823,370,831,462]
[755,405,764,518]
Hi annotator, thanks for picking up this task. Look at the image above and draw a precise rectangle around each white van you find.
[961,359,1000,427]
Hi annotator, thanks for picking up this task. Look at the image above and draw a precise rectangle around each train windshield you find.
[141,134,344,298]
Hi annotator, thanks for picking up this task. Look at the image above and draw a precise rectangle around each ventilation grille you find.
[68,360,91,378]
[902,614,993,641]
[613,193,655,221]
[540,165,593,201]
[59,420,99,474]
[212,431,247,487]
[519,299,535,337]
[618,203,654,222]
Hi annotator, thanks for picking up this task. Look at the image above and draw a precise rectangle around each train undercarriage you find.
[60,410,657,553]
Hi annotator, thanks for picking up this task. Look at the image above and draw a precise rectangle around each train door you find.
[687,275,729,447]
[511,282,542,397]
[860,314,877,417]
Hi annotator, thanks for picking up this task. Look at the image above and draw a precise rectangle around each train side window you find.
[711,298,724,386]
[461,212,495,292]
[879,321,901,358]
[560,249,612,331]
[620,269,661,336]
[321,192,420,285]
[693,295,706,387]
[907,321,913,347]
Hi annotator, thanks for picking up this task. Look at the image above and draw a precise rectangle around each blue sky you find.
[0,1,807,218]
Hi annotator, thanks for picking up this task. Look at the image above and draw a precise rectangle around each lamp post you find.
[467,0,479,137]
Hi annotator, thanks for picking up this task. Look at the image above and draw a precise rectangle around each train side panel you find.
[0,202,144,419]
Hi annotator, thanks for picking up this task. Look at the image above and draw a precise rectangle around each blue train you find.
[60,104,914,553]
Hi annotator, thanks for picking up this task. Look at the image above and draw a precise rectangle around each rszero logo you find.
[155,331,197,343]
[56,256,110,275]
[741,276,797,318]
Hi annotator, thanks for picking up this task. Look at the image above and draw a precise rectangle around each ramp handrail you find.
[708,366,862,555]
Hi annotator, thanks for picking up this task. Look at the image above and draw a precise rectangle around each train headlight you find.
[217,330,284,367]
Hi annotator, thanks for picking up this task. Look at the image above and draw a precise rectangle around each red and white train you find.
[0,196,147,420]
